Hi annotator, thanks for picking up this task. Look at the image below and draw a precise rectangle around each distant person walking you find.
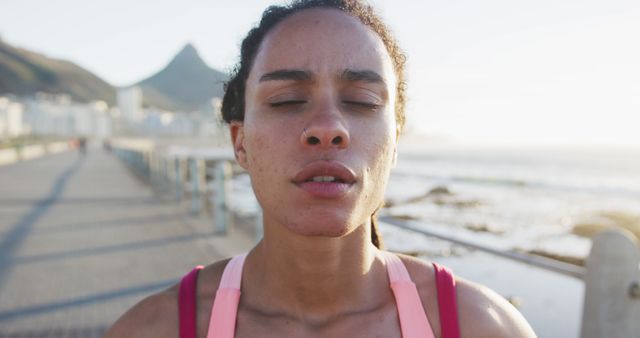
[77,137,87,155]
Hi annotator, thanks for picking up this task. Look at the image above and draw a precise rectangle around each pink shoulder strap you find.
[382,251,436,338]
[183,253,458,338]
[433,262,461,338]
[179,265,204,338]
[206,253,247,338]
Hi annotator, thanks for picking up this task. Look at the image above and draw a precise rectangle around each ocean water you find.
[231,145,640,259]
[383,145,640,260]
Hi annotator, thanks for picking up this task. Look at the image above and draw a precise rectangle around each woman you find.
[106,1,537,337]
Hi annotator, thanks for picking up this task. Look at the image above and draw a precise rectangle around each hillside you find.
[0,39,116,104]
[136,43,227,112]
[0,40,227,112]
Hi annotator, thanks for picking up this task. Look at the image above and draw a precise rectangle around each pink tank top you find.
[179,252,460,338]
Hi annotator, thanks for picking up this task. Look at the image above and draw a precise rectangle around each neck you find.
[242,218,387,324]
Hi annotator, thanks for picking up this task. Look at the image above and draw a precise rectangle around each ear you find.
[230,121,248,169]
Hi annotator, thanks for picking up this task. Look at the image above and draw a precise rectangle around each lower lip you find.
[296,181,352,198]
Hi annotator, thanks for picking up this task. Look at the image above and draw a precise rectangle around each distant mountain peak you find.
[136,43,227,112]
[179,43,197,54]
[171,43,203,65]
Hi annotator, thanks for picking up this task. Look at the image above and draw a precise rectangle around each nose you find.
[300,113,350,149]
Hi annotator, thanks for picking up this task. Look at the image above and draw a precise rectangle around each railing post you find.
[581,228,640,338]
[136,151,144,175]
[132,150,139,174]
[161,155,169,192]
[126,150,133,171]
[143,152,150,179]
[175,157,183,201]
[190,157,200,215]
[150,152,158,187]
[156,153,163,188]
[155,153,163,189]
[213,161,232,234]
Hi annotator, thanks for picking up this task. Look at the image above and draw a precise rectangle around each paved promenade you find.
[0,148,254,337]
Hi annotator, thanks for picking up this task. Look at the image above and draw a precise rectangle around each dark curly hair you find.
[222,0,407,249]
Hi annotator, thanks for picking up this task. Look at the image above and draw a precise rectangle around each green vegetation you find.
[0,39,116,104]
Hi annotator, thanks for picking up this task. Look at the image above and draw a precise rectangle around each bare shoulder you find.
[103,285,179,338]
[394,253,536,338]
[104,258,232,338]
[393,253,437,296]
[455,277,537,338]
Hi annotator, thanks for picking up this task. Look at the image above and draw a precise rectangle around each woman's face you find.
[232,8,398,238]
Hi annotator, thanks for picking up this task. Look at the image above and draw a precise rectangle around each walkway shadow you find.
[0,278,177,323]
[11,232,217,266]
[33,213,182,234]
[0,196,157,207]
[0,157,84,291]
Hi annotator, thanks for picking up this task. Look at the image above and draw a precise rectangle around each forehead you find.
[249,8,395,83]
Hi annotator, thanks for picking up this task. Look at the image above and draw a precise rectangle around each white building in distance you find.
[117,86,143,122]
[0,97,26,139]
[21,93,112,140]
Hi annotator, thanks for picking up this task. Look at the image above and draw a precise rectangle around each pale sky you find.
[1,0,639,146]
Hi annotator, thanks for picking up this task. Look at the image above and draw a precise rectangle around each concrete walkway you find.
[0,148,254,337]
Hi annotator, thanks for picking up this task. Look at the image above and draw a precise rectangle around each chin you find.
[284,211,362,238]
[288,223,351,237]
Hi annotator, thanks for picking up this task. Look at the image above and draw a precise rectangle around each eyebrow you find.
[341,69,385,85]
[258,68,386,85]
[259,69,312,82]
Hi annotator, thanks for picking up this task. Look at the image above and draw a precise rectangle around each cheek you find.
[361,125,396,198]
[364,120,396,168]
[246,132,274,176]
[245,134,281,207]
[243,123,291,193]
[368,141,395,183]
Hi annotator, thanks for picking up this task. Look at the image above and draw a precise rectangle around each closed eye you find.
[270,100,307,107]
[343,100,380,110]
